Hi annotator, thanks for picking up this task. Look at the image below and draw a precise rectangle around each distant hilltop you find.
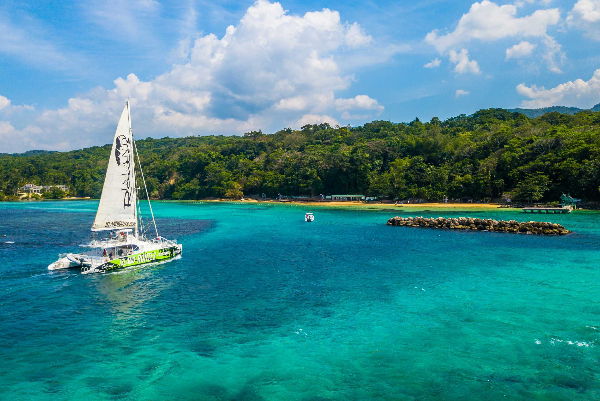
[509,103,600,119]
[0,150,57,157]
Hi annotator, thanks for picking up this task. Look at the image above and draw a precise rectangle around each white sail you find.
[92,102,137,231]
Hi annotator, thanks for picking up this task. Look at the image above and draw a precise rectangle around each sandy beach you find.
[200,199,508,212]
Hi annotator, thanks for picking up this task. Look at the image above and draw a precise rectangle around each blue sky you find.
[1,0,599,152]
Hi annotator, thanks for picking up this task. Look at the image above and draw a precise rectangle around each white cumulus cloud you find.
[506,41,536,59]
[425,1,560,52]
[334,95,383,119]
[455,89,470,97]
[567,0,600,41]
[0,121,15,135]
[516,69,600,108]
[449,49,480,74]
[0,96,10,110]
[345,22,372,47]
[274,96,310,111]
[294,114,340,128]
[334,95,384,112]
[1,0,398,152]
[0,121,18,146]
[424,58,441,68]
[425,1,562,73]
[0,94,34,116]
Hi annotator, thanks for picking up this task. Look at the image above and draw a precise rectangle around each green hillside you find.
[2,108,600,203]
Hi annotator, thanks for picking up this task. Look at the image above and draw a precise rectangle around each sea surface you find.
[1,201,600,400]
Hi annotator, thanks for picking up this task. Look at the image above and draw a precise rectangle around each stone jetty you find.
[387,216,570,235]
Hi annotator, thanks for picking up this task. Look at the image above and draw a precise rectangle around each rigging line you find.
[133,137,159,239]
[138,187,149,238]
[136,186,145,239]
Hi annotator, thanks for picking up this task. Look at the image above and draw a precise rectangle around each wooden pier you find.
[522,206,571,214]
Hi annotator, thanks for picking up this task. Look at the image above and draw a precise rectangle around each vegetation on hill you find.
[1,108,600,203]
[509,103,600,119]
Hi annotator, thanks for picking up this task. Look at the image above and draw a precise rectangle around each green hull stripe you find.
[100,246,179,271]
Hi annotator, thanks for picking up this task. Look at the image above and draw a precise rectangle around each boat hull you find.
[82,245,182,274]
[48,254,83,270]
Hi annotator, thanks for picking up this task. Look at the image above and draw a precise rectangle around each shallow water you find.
[1,201,600,399]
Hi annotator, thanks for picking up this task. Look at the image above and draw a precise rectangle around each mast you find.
[127,100,139,238]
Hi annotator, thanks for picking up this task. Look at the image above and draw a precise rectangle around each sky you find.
[1,0,599,153]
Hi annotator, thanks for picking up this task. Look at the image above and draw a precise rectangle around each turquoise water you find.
[1,201,600,399]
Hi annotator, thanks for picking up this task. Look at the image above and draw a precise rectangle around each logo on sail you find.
[115,134,133,208]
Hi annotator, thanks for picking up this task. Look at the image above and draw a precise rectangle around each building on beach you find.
[331,194,365,201]
[560,194,581,209]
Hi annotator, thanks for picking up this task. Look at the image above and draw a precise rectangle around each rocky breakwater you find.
[387,216,570,235]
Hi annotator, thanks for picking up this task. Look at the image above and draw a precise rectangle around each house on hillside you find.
[19,183,44,194]
[47,185,69,192]
[18,183,69,196]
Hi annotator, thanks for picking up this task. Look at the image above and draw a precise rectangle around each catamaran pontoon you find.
[48,101,182,273]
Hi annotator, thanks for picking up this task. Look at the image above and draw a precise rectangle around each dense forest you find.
[2,108,600,203]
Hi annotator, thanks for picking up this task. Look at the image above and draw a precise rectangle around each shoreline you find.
[6,197,592,213]
[196,199,511,211]
[11,197,505,209]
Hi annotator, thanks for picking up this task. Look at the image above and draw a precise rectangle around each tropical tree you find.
[513,173,550,203]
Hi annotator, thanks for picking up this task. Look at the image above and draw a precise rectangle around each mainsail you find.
[92,101,137,231]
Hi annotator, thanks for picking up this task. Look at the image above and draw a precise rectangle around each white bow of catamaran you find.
[48,101,182,273]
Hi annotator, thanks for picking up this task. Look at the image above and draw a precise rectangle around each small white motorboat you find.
[305,212,314,222]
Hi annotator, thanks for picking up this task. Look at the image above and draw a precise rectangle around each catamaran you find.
[48,101,182,273]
